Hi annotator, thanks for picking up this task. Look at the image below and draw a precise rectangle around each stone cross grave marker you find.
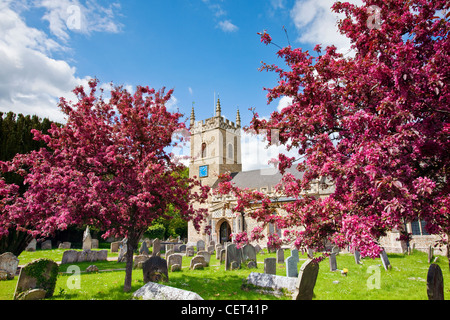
[427,263,444,300]
[292,259,320,300]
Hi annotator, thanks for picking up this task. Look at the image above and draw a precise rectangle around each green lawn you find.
[0,248,448,300]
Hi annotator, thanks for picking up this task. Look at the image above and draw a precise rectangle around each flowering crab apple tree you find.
[217,0,449,261]
[0,79,210,291]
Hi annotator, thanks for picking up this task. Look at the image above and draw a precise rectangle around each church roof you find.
[212,166,304,190]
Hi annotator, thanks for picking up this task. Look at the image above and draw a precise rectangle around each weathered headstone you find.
[133,281,203,300]
[428,245,434,264]
[380,250,391,270]
[91,239,99,249]
[0,252,19,280]
[197,240,205,252]
[225,244,242,271]
[25,239,37,252]
[220,248,226,264]
[167,254,183,271]
[286,256,298,278]
[142,256,169,283]
[292,259,320,300]
[427,263,444,300]
[58,242,71,249]
[197,251,211,266]
[61,250,78,264]
[179,244,186,253]
[14,258,59,300]
[165,249,175,259]
[118,238,127,262]
[329,253,337,271]
[82,226,92,251]
[276,249,285,264]
[242,244,257,265]
[190,255,207,269]
[41,240,52,250]
[186,246,194,257]
[152,238,161,256]
[215,244,223,259]
[264,257,276,275]
[110,241,121,253]
[133,255,150,269]
[139,241,150,255]
[290,249,299,263]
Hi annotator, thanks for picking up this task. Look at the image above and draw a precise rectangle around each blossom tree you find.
[0,79,209,291]
[217,0,449,262]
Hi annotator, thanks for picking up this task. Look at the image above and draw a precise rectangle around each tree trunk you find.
[0,227,34,256]
[123,237,138,292]
[447,232,450,273]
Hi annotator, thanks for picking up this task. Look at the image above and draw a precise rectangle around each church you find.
[187,99,445,255]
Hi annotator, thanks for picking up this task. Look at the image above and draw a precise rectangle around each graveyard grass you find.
[0,248,449,300]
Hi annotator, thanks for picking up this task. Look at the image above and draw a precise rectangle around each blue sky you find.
[0,0,357,169]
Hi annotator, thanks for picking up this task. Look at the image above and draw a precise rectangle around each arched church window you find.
[201,142,207,158]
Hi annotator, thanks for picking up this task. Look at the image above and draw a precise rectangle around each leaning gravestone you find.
[225,244,242,271]
[292,259,320,300]
[427,263,444,300]
[25,239,37,252]
[245,272,297,294]
[142,256,169,283]
[133,281,203,300]
[118,239,128,262]
[14,259,59,300]
[380,250,391,270]
[264,258,276,275]
[354,250,361,264]
[0,252,19,280]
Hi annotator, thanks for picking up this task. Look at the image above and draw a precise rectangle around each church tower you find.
[189,98,242,186]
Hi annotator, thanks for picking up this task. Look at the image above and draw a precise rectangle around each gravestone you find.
[197,251,211,266]
[215,244,223,259]
[110,241,121,253]
[292,259,320,300]
[167,254,183,271]
[186,246,194,257]
[179,244,186,253]
[14,258,59,300]
[25,239,36,252]
[329,253,337,271]
[380,250,391,270]
[58,242,71,249]
[220,249,226,264]
[91,239,99,249]
[427,263,444,300]
[306,248,314,258]
[133,281,203,300]
[0,252,19,280]
[428,245,434,264]
[242,244,257,266]
[276,249,284,264]
[354,250,361,264]
[82,226,92,251]
[190,255,207,269]
[133,255,150,269]
[165,249,175,259]
[142,256,169,283]
[254,244,262,254]
[139,241,150,255]
[290,249,299,263]
[264,258,276,275]
[41,240,52,250]
[197,240,205,252]
[286,256,298,278]
[152,238,161,256]
[225,244,242,271]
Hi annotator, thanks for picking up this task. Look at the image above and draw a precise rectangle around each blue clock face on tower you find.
[199,165,208,178]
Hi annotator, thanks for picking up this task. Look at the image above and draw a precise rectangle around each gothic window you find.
[201,142,207,158]
[411,219,429,235]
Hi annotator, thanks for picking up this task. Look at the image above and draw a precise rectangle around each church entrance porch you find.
[219,220,231,244]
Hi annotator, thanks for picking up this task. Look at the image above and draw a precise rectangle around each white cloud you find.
[188,87,193,95]
[290,0,362,54]
[37,0,123,42]
[277,96,293,112]
[0,0,123,124]
[217,20,238,33]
